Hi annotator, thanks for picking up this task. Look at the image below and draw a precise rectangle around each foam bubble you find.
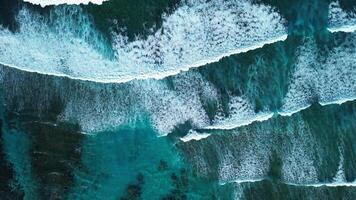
[206,96,274,130]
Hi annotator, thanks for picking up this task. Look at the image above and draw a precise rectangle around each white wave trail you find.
[202,97,356,132]
[193,98,356,142]
[1,66,214,135]
[205,119,355,187]
[180,130,211,142]
[2,30,356,136]
[23,0,107,7]
[281,34,356,116]
[0,0,287,83]
[227,179,356,187]
[183,32,356,132]
[205,96,274,130]
[284,181,356,187]
[185,32,356,133]
[328,1,356,33]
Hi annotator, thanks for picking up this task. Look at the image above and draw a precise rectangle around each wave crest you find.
[0,0,287,83]
[23,0,107,7]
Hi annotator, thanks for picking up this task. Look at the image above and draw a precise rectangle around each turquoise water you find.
[0,0,356,199]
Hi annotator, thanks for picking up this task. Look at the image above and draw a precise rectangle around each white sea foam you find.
[23,0,107,7]
[328,25,356,33]
[193,33,356,132]
[281,34,356,115]
[328,1,356,33]
[280,119,319,184]
[217,127,274,184]
[180,130,211,142]
[319,97,356,106]
[0,0,287,83]
[2,3,356,137]
[229,179,356,187]
[206,96,274,130]
[1,65,213,135]
[317,36,356,105]
[280,38,318,115]
[277,104,311,117]
[287,181,356,187]
[5,29,355,136]
[135,73,212,135]
[187,31,356,132]
[182,110,349,185]
[206,112,273,130]
[224,178,264,185]
[332,144,346,184]
[58,77,211,135]
[195,33,356,132]
[278,98,356,117]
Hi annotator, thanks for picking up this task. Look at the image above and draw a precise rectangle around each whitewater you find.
[23,0,108,7]
[0,0,288,83]
[0,0,355,84]
[0,0,355,137]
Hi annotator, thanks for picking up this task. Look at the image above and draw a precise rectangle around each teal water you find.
[0,0,356,199]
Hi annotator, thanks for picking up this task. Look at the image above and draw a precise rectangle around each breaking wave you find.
[23,0,107,7]
[1,30,356,136]
[202,32,356,131]
[178,101,356,186]
[0,0,287,83]
[281,34,356,116]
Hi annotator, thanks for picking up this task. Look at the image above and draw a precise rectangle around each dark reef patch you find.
[0,119,25,199]
[0,0,21,31]
[26,121,84,199]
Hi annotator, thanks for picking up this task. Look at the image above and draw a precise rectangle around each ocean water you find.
[0,0,356,199]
